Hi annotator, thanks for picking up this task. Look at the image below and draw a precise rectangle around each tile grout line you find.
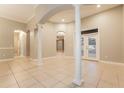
[32,61,67,87]
[26,68,61,88]
[3,57,122,88]
[7,63,20,88]
[42,69,71,87]
[26,65,67,88]
[19,62,47,88]
[96,70,104,88]
[26,71,46,88]
[116,71,120,88]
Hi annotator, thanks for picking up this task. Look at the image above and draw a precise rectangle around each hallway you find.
[0,56,124,88]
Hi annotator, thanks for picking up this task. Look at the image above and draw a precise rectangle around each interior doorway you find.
[56,31,65,53]
[14,31,20,56]
[81,29,99,61]
[14,30,26,57]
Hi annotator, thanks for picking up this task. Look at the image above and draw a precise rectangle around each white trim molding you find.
[100,60,124,66]
[30,56,57,62]
[43,56,57,60]
[64,56,74,59]
[55,56,124,66]
[30,58,38,62]
[14,56,26,59]
[0,47,14,49]
[0,58,14,62]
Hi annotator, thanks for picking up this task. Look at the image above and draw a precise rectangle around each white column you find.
[73,4,83,86]
[37,24,43,64]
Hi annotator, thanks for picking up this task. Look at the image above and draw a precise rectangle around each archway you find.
[38,4,73,24]
[14,30,26,57]
[36,4,83,86]
[56,31,65,53]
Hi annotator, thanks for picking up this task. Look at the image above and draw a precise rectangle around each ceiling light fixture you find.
[15,30,20,33]
[97,4,101,8]
[62,19,65,22]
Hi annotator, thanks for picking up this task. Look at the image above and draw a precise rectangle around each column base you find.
[36,61,43,65]
[30,59,43,65]
[72,79,84,86]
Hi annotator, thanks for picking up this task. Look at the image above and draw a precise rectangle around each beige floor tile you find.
[80,82,97,88]
[14,73,32,82]
[0,56,123,88]
[97,80,117,88]
[52,73,69,81]
[52,82,66,88]
[39,77,59,88]
[61,77,73,85]
[0,75,18,88]
[27,83,45,88]
[6,83,19,88]
[18,78,41,88]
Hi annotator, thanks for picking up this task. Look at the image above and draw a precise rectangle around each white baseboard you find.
[14,56,26,58]
[0,58,14,62]
[29,56,57,62]
[64,56,74,59]
[63,57,124,66]
[2,56,123,66]
[43,56,57,60]
[100,60,124,66]
[29,58,37,62]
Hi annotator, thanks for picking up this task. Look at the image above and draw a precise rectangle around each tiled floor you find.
[0,55,124,88]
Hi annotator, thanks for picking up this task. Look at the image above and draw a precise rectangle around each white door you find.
[81,33,99,60]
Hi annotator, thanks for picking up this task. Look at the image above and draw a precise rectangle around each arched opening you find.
[39,5,73,24]
[36,4,83,86]
[37,5,74,57]
[56,31,65,53]
[14,30,26,57]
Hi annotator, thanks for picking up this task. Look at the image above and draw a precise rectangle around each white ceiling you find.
[0,4,121,24]
[49,4,121,23]
[0,4,38,23]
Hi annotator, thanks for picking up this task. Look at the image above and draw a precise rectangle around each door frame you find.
[56,38,64,52]
[81,32,100,61]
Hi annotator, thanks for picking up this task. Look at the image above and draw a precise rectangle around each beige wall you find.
[81,6,123,63]
[28,22,57,59]
[0,17,26,59]
[64,23,75,56]
[28,5,124,63]
[45,5,123,63]
[29,31,35,59]
[63,5,123,63]
[122,5,124,62]
[28,22,74,59]
[53,23,75,57]
[42,22,56,57]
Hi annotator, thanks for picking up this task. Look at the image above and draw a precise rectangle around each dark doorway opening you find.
[56,36,64,52]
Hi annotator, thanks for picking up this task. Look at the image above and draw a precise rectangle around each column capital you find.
[37,24,43,28]
[35,24,43,32]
